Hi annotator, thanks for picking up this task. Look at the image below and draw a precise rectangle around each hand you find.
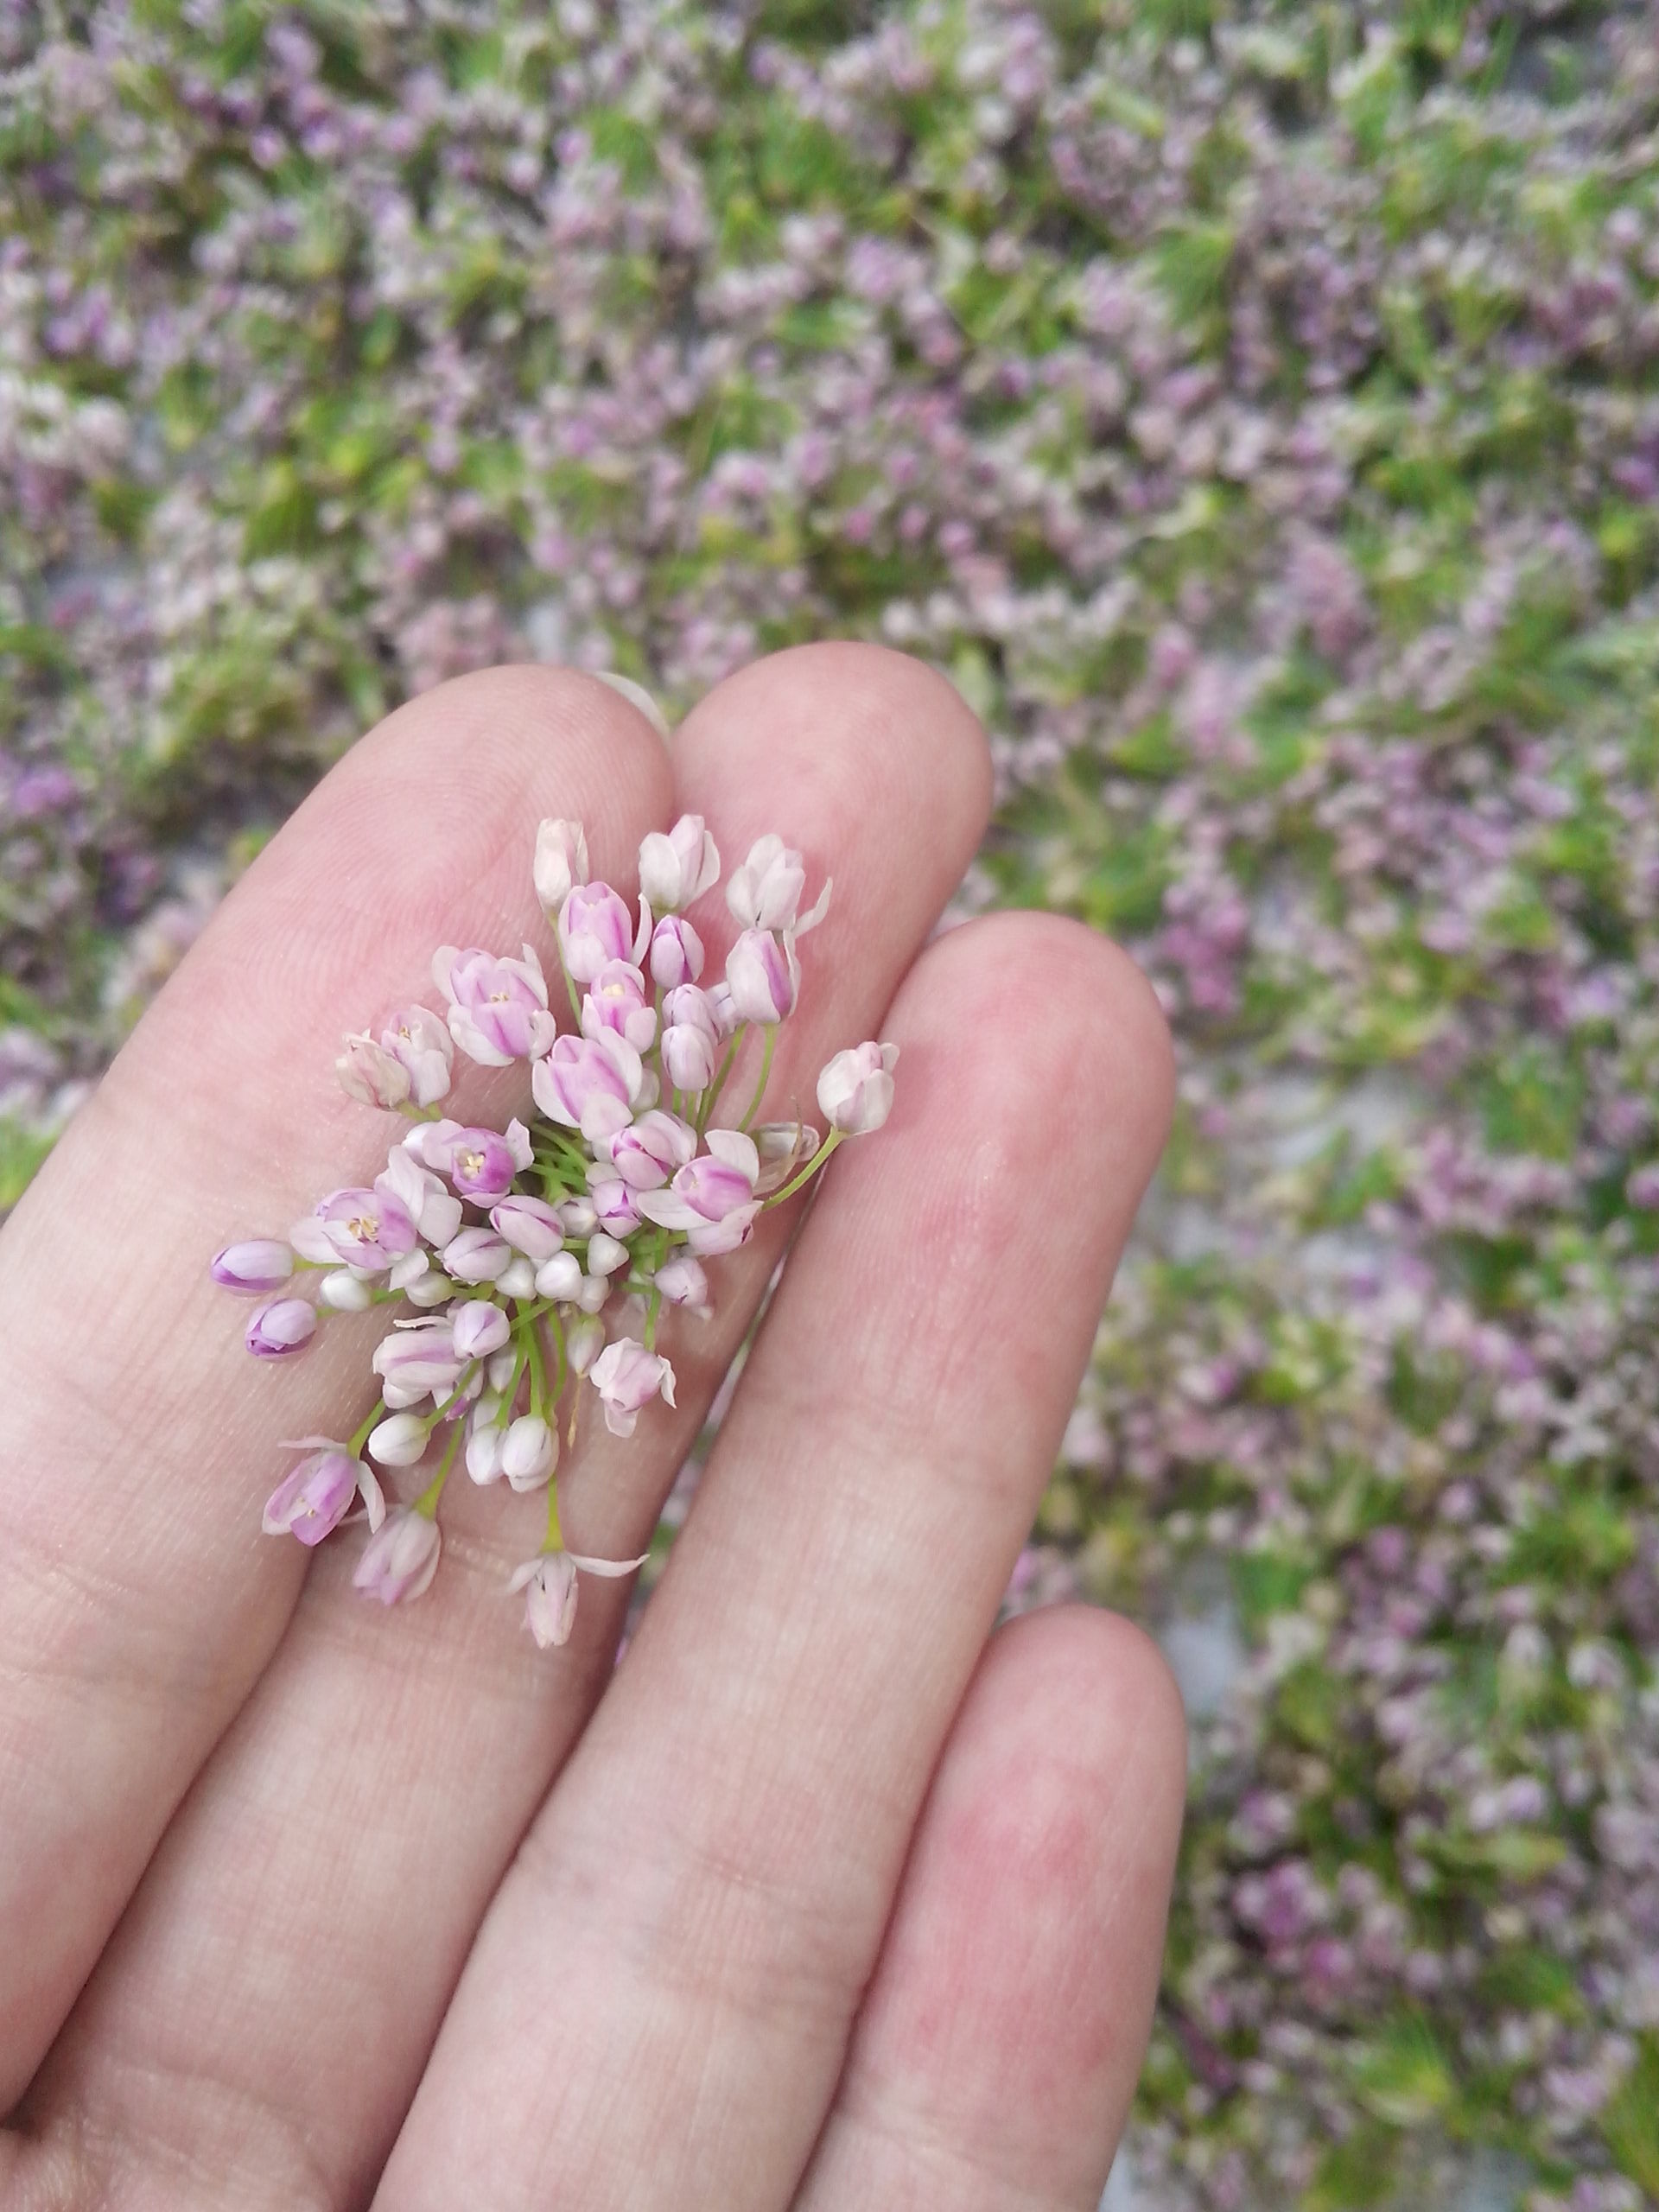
[0,646,1183,2211]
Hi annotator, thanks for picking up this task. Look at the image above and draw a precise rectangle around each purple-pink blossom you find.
[725,928,798,1025]
[582,958,657,1052]
[211,1238,294,1294]
[246,1298,317,1357]
[817,1041,899,1135]
[263,1437,383,1544]
[353,1508,442,1605]
[432,944,556,1065]
[589,1337,677,1438]
[558,882,637,984]
[639,813,720,912]
[531,1028,644,1141]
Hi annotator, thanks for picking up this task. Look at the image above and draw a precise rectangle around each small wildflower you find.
[639,813,720,912]
[353,1508,442,1605]
[226,822,889,1637]
[246,1298,317,1358]
[210,1238,294,1294]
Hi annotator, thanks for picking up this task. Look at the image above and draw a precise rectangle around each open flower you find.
[582,958,657,1052]
[636,1128,761,1255]
[380,1005,454,1106]
[263,1437,383,1543]
[508,1543,652,1648]
[589,1337,677,1437]
[300,1185,418,1272]
[335,1032,411,1110]
[606,1108,697,1192]
[532,1028,645,1141]
[420,1118,533,1205]
[433,944,557,1065]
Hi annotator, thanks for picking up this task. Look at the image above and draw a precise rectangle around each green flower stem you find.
[349,1401,385,1457]
[736,1023,777,1131]
[414,1417,462,1518]
[524,1311,550,1417]
[543,1480,563,1553]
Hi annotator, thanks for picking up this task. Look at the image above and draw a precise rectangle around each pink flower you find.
[510,1551,581,1647]
[532,1028,644,1141]
[649,914,705,988]
[534,817,589,917]
[211,1238,294,1294]
[589,1337,677,1437]
[491,1194,564,1265]
[558,882,637,984]
[375,1142,464,1248]
[535,1251,583,1301]
[302,1185,419,1272]
[753,1120,821,1192]
[636,1128,761,1255]
[263,1436,383,1545]
[502,1413,556,1490]
[353,1507,442,1605]
[725,929,798,1024]
[433,944,557,1065]
[586,1230,631,1276]
[817,1041,899,1134]
[378,1005,454,1106]
[638,813,720,912]
[654,1254,712,1316]
[246,1298,317,1357]
[508,1543,652,1647]
[725,833,830,935]
[663,1018,717,1092]
[589,1179,643,1236]
[442,1226,512,1284]
[606,1109,697,1191]
[466,1405,507,1484]
[423,1118,533,1205]
[368,1411,430,1465]
[335,1033,412,1109]
[451,1300,511,1361]
[582,958,657,1052]
[372,1318,465,1408]
[705,980,740,1038]
[566,1313,605,1374]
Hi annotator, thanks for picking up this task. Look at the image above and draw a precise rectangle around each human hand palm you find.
[1,648,1182,2211]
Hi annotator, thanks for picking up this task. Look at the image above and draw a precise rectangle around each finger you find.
[16,646,993,2208]
[378,911,1175,2211]
[0,666,672,2106]
[795,1606,1185,2212]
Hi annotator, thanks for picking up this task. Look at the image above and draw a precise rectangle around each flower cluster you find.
[213,818,894,1648]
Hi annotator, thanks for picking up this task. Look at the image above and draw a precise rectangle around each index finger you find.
[0,666,671,2105]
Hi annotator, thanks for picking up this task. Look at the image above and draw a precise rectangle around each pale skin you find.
[0,645,1185,2212]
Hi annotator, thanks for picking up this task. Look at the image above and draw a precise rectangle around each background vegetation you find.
[3,3,1658,2203]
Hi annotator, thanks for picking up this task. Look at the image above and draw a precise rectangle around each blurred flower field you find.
[4,2,1659,2204]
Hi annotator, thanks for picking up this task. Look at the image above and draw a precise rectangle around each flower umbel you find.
[217,817,891,1646]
